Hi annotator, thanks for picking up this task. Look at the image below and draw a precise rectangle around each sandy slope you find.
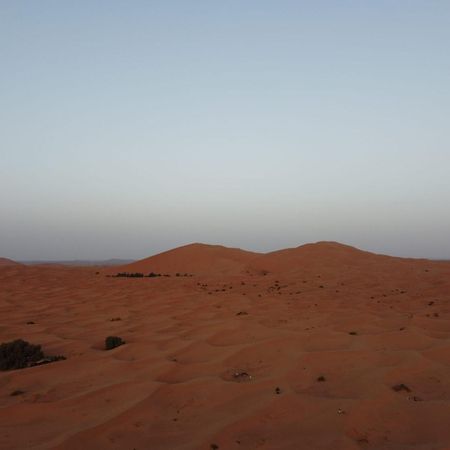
[109,243,261,276]
[1,243,450,450]
[0,257,21,266]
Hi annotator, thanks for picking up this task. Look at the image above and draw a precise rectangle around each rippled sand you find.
[1,243,449,449]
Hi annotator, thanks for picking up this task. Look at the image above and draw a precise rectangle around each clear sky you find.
[1,1,449,260]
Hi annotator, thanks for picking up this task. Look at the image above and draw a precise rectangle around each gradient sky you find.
[1,1,449,260]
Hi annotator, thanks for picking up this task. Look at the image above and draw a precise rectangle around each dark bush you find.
[392,383,411,392]
[114,272,166,278]
[105,336,125,350]
[114,272,144,278]
[10,389,25,396]
[0,339,44,371]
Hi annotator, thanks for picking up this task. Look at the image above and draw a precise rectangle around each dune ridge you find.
[0,257,21,266]
[112,241,428,277]
[110,242,261,276]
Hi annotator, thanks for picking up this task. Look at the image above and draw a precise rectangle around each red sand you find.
[1,242,450,449]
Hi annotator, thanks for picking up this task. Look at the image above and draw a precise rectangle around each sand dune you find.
[110,243,261,276]
[249,241,415,273]
[1,242,450,449]
[0,257,21,266]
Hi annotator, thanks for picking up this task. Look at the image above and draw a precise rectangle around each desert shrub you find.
[114,272,144,278]
[10,389,25,396]
[0,339,44,370]
[105,336,125,350]
[392,383,411,392]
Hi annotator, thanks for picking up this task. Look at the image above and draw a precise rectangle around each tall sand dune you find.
[248,241,428,275]
[110,243,261,275]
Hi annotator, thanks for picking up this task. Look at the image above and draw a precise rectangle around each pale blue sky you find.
[1,1,449,260]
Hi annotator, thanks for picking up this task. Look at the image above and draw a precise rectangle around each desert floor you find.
[1,243,450,449]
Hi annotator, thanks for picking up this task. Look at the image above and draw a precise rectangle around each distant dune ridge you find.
[3,242,433,276]
[111,241,419,276]
[21,258,135,267]
[0,257,21,266]
[111,242,261,275]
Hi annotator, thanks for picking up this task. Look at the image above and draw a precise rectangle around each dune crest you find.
[0,257,21,266]
[112,241,427,277]
[110,243,261,276]
[248,241,420,275]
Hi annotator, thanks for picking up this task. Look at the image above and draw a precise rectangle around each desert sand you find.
[1,242,449,449]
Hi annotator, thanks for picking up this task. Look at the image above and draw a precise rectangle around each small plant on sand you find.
[114,272,144,278]
[0,339,65,371]
[0,339,44,370]
[105,336,125,350]
[10,389,25,396]
[392,383,411,392]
